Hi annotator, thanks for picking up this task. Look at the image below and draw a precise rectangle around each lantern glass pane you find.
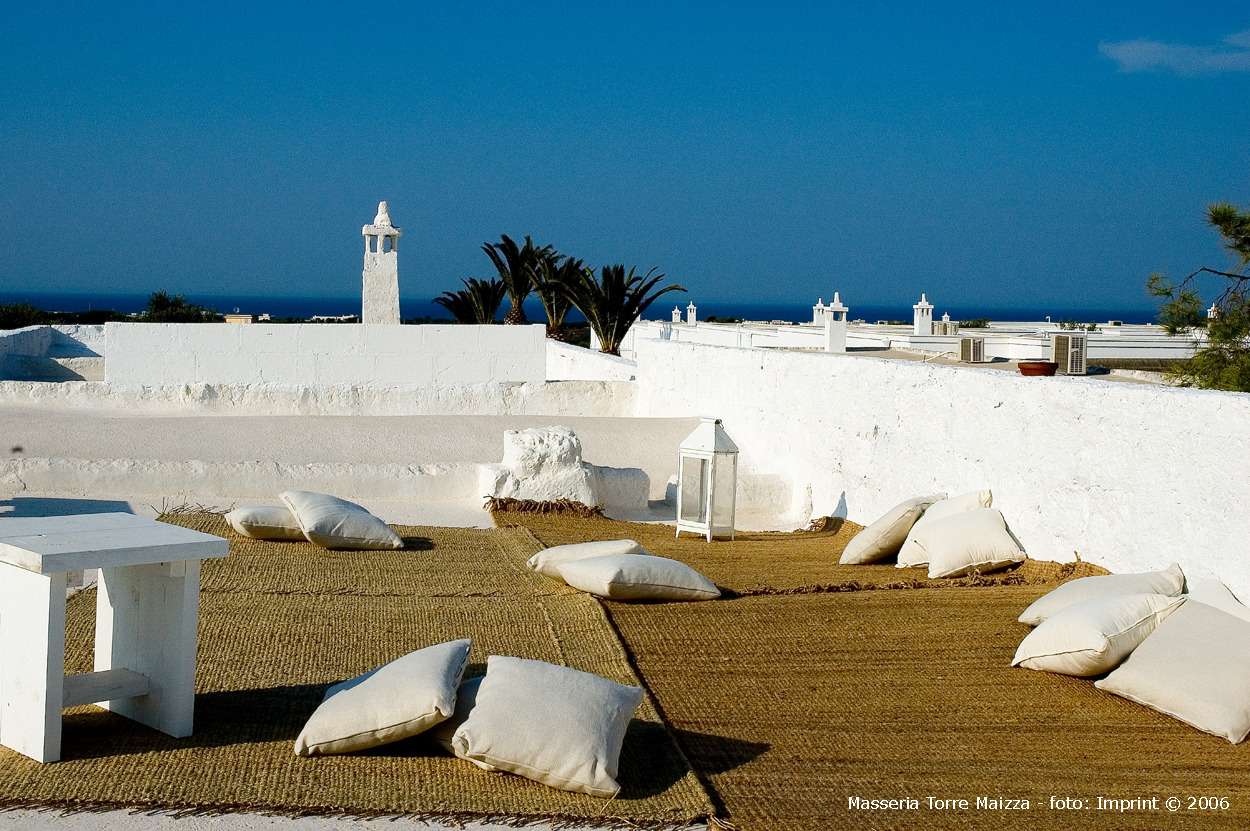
[680,457,708,523]
[712,456,735,529]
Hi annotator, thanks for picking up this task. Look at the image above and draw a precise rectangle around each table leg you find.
[95,560,200,738]
[0,563,67,763]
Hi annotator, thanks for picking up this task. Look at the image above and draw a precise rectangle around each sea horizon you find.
[0,290,1162,326]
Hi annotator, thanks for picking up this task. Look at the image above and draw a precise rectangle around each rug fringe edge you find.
[0,798,714,830]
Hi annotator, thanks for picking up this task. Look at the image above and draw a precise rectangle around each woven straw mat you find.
[492,510,1111,594]
[0,514,714,828]
[503,511,1250,831]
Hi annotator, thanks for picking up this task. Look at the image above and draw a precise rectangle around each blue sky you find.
[1,2,1248,313]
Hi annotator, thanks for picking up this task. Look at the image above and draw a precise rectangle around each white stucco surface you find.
[480,425,597,505]
[0,411,692,508]
[0,326,53,378]
[0,378,637,416]
[632,338,1250,598]
[0,326,106,381]
[51,324,107,356]
[478,425,650,511]
[361,200,402,325]
[546,341,637,381]
[103,323,548,387]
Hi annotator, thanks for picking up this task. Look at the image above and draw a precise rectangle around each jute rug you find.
[492,511,1111,594]
[0,514,715,828]
[502,511,1250,831]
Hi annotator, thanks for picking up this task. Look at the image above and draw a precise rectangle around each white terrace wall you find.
[632,338,1250,598]
[50,324,107,357]
[546,341,637,381]
[0,378,638,417]
[104,323,547,387]
[0,327,53,378]
[0,326,107,382]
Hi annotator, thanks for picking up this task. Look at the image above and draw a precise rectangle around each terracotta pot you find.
[1018,361,1059,376]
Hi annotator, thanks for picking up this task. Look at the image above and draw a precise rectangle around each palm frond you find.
[433,277,506,324]
[559,264,685,355]
[533,252,580,338]
[482,234,554,324]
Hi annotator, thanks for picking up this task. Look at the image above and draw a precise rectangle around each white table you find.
[0,513,228,762]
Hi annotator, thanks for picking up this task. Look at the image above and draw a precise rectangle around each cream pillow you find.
[558,554,720,601]
[1095,600,1250,743]
[1184,577,1250,624]
[1017,563,1185,626]
[224,505,306,541]
[279,490,404,550]
[839,493,946,564]
[426,676,498,771]
[903,508,1024,578]
[896,489,992,567]
[451,656,644,797]
[294,638,471,756]
[527,539,647,581]
[1012,593,1184,677]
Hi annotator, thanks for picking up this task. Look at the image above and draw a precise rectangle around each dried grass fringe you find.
[153,499,234,517]
[801,516,847,533]
[486,497,605,518]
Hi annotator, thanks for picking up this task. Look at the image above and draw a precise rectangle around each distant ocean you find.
[0,291,1160,326]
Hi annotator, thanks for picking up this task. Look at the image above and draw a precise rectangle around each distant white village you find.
[626,291,1198,377]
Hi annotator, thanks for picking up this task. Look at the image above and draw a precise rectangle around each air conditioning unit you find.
[959,336,986,363]
[1051,333,1087,375]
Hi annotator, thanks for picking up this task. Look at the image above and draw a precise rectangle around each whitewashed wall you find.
[0,378,637,417]
[632,338,1250,598]
[546,341,637,381]
[0,326,49,353]
[0,327,53,377]
[104,323,547,386]
[51,325,106,356]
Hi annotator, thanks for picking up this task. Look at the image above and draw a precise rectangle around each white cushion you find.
[279,490,404,550]
[901,508,1025,578]
[294,638,471,756]
[1184,577,1250,624]
[840,493,946,565]
[1095,600,1250,743]
[896,489,992,567]
[451,656,645,797]
[526,539,647,581]
[1017,563,1185,626]
[1012,593,1184,677]
[426,676,498,771]
[558,554,720,601]
[224,505,306,541]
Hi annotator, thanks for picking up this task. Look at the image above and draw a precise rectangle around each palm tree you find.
[432,278,506,324]
[482,235,551,325]
[532,251,586,341]
[559,264,685,355]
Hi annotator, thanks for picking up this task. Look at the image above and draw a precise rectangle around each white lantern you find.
[675,418,739,541]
